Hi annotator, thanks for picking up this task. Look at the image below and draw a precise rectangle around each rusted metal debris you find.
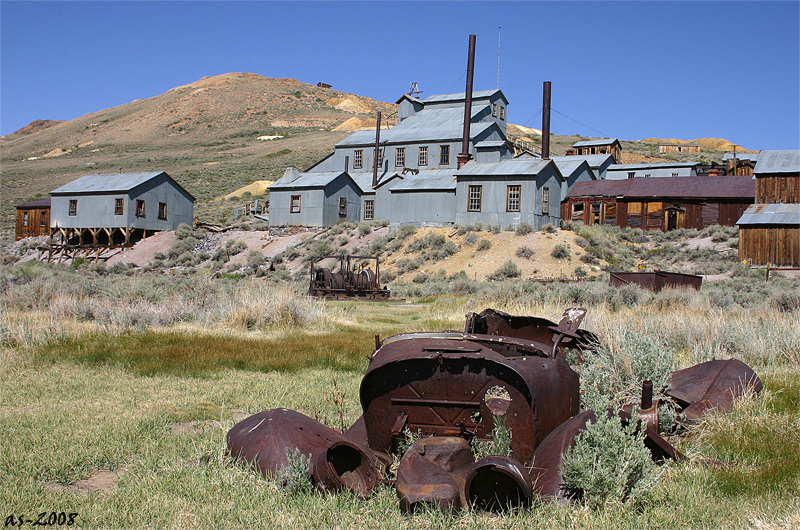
[226,408,381,497]
[609,270,702,292]
[665,359,763,422]
[226,307,763,514]
[309,255,389,299]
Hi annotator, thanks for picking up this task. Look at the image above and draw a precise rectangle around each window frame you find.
[22,212,29,227]
[467,185,482,212]
[506,185,521,212]
[290,195,301,213]
[338,196,347,216]
[135,200,145,217]
[499,106,505,120]
[353,150,363,169]
[395,147,405,167]
[542,187,550,215]
[440,145,450,166]
[373,148,384,168]
[364,200,374,221]
[492,103,498,117]
[157,202,167,220]
[115,198,124,216]
[418,146,428,166]
[39,212,47,227]
[69,200,78,216]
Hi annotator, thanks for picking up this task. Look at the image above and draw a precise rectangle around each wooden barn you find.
[563,176,754,231]
[15,198,51,240]
[737,150,799,267]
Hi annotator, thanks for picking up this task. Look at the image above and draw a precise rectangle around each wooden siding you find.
[739,226,800,267]
[756,174,800,203]
[15,207,50,240]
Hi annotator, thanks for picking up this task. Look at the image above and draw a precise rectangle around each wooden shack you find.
[737,150,799,267]
[657,141,700,153]
[572,138,621,161]
[563,176,754,231]
[15,198,51,240]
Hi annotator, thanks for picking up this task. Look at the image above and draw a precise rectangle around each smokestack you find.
[458,34,476,169]
[542,81,551,159]
[372,111,382,188]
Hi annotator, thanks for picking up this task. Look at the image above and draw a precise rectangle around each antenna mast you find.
[496,26,501,89]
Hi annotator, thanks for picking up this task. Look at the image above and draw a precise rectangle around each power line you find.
[551,108,613,138]
[446,69,467,95]
[521,108,543,128]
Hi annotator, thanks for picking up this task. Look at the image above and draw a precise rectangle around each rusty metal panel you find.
[360,332,580,464]
[227,408,380,497]
[465,455,532,511]
[610,271,702,292]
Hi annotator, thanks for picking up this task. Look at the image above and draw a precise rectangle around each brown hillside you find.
[641,137,757,153]
[2,119,65,140]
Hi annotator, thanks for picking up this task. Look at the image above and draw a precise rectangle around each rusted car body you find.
[360,331,580,465]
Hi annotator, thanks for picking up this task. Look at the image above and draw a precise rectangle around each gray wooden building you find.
[49,171,194,247]
[605,162,699,180]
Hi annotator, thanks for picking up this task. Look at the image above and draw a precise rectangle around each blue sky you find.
[2,1,798,150]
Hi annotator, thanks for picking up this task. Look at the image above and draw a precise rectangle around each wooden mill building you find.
[49,171,194,249]
[737,150,800,267]
[15,198,51,240]
[563,175,754,231]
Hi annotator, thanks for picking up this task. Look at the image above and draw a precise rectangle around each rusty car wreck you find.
[227,307,762,512]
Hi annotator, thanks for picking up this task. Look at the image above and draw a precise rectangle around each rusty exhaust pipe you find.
[457,34,476,169]
[465,456,532,511]
[542,81,551,159]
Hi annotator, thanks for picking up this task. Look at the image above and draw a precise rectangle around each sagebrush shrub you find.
[551,243,571,259]
[276,448,313,495]
[516,223,533,236]
[516,246,535,259]
[477,239,492,251]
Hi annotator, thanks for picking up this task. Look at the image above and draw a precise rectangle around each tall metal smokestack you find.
[458,34,476,169]
[372,111,382,188]
[542,81,551,159]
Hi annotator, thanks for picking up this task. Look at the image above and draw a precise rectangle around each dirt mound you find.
[327,95,374,114]
[223,180,273,199]
[507,123,542,138]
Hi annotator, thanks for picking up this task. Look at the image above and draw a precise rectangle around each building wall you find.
[756,174,800,203]
[384,189,456,227]
[739,226,800,267]
[15,207,50,240]
[321,176,362,226]
[270,188,325,226]
[606,166,697,180]
[51,175,193,230]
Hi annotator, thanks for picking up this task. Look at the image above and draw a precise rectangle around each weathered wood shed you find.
[15,198,51,240]
[49,171,194,246]
[572,138,621,160]
[657,141,700,153]
[737,149,800,267]
[563,176,754,231]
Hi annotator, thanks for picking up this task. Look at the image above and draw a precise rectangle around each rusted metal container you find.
[609,270,702,292]
[227,408,380,497]
[360,331,580,464]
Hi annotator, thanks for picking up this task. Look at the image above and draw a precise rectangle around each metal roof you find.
[269,171,348,190]
[388,170,457,191]
[722,152,760,162]
[608,162,699,170]
[551,154,614,168]
[50,172,170,195]
[553,159,591,178]
[566,175,755,199]
[737,203,800,226]
[16,198,51,209]
[423,89,505,104]
[456,158,561,180]
[753,149,800,174]
[572,138,619,148]
[335,105,495,147]
[475,140,507,148]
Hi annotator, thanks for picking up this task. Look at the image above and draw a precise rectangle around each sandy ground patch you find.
[45,466,127,495]
[106,230,176,267]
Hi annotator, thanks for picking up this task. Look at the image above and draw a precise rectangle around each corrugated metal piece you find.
[572,138,618,148]
[269,170,349,190]
[15,198,51,209]
[389,170,457,191]
[335,105,494,147]
[567,175,755,200]
[737,203,800,226]
[51,172,167,195]
[608,162,699,171]
[753,149,800,174]
[609,271,702,292]
[456,158,557,178]
[423,89,505,104]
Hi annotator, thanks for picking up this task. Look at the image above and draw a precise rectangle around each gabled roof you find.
[753,149,800,174]
[16,198,51,209]
[423,89,506,104]
[270,170,350,190]
[50,171,194,199]
[737,203,800,226]
[456,158,564,181]
[551,154,614,168]
[395,94,423,105]
[553,159,593,180]
[566,175,755,199]
[572,138,620,148]
[335,104,496,147]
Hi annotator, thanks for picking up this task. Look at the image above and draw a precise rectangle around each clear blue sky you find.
[2,1,798,150]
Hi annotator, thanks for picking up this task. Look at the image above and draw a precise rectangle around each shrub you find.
[276,448,313,495]
[487,261,520,280]
[574,266,587,278]
[226,240,247,256]
[551,243,571,259]
[516,246,535,259]
[463,233,479,246]
[560,410,658,507]
[477,239,492,251]
[358,222,372,236]
[246,250,264,268]
[412,273,430,283]
[540,222,556,234]
[580,252,600,265]
[516,223,533,236]
[337,236,349,247]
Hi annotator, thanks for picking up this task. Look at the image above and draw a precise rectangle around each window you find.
[603,203,617,225]
[644,174,652,178]
[39,212,47,227]
[542,187,550,214]
[571,202,585,221]
[418,146,428,166]
[158,202,167,220]
[115,198,124,215]
[69,200,77,216]
[468,185,482,212]
[671,172,679,177]
[290,195,301,213]
[627,172,635,179]
[492,103,498,117]
[136,200,145,217]
[440,145,450,165]
[627,202,642,227]
[339,197,347,216]
[395,147,405,167]
[590,147,596,154]
[506,185,520,212]
[22,212,29,227]
[499,106,505,120]
[354,150,363,169]
[364,200,374,220]
[373,148,384,168]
